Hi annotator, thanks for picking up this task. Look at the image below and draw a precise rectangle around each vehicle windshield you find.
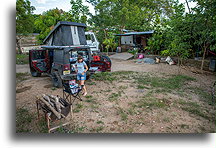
[69,50,89,63]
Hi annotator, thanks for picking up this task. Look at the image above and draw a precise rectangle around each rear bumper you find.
[60,71,95,80]
[60,74,77,80]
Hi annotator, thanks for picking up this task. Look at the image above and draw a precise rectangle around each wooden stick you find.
[40,95,61,119]
[48,94,65,108]
[48,121,72,133]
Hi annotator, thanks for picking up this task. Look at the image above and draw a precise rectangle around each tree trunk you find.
[16,36,22,54]
[201,45,207,71]
[103,29,107,39]
[185,0,191,14]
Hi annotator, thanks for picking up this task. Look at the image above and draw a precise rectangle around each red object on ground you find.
[93,55,101,61]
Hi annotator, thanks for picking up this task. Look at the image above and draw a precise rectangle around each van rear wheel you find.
[101,55,112,66]
[52,72,62,88]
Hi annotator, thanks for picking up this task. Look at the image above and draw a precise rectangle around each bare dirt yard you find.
[16,58,216,133]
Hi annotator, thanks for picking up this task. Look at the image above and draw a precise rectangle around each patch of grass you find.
[90,103,99,112]
[187,87,212,104]
[135,74,196,92]
[104,89,112,92]
[85,95,93,99]
[178,99,210,120]
[119,85,128,90]
[16,72,29,83]
[135,97,168,109]
[73,103,84,113]
[108,92,121,102]
[96,120,104,124]
[92,72,117,82]
[181,107,208,119]
[55,124,86,133]
[162,117,171,123]
[137,85,149,89]
[178,99,200,108]
[16,86,32,93]
[16,108,33,133]
[127,107,136,115]
[124,127,134,133]
[37,118,48,133]
[116,108,128,121]
[92,71,136,82]
[86,81,96,85]
[72,126,86,133]
[51,87,56,91]
[89,126,104,133]
[179,124,190,129]
[16,54,29,65]
[85,96,97,104]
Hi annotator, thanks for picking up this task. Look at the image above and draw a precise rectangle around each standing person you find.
[75,56,88,96]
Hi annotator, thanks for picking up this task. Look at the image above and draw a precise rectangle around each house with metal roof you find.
[115,30,154,52]
[43,21,87,46]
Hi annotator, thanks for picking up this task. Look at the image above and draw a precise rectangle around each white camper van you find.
[85,32,99,53]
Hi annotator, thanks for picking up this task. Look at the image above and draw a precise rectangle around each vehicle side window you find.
[91,34,95,42]
[85,34,91,40]
[33,50,46,60]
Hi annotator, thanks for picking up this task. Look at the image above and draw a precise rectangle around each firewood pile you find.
[36,94,72,121]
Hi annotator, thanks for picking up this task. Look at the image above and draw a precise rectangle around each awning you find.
[115,30,154,36]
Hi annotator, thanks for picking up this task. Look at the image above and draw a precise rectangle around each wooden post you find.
[46,113,50,132]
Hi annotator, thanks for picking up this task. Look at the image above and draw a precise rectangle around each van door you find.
[30,49,50,73]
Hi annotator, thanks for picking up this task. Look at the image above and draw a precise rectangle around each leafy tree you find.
[65,0,90,24]
[34,8,66,44]
[87,0,177,50]
[16,0,35,54]
[34,1,90,44]
[32,14,41,33]
[102,32,118,54]
[159,2,191,73]
[190,0,216,70]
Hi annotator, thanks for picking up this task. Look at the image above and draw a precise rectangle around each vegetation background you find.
[16,0,216,70]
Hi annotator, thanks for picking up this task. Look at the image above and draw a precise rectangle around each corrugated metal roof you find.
[115,30,154,36]
[43,21,87,43]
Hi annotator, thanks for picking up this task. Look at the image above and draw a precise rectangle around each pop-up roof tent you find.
[43,21,87,46]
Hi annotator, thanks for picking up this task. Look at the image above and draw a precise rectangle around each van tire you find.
[101,55,112,66]
[52,72,62,88]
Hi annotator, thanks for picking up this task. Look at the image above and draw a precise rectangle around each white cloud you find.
[37,6,46,9]
[36,0,46,4]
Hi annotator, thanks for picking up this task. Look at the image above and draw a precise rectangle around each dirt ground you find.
[16,58,216,133]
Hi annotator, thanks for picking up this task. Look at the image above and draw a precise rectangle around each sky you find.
[30,0,197,15]
[31,0,95,14]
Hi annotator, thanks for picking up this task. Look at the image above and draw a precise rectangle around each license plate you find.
[63,70,70,75]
